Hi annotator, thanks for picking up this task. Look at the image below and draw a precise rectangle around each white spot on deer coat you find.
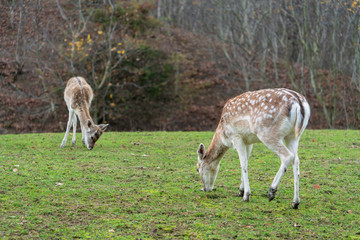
[264,113,272,119]
[269,108,277,114]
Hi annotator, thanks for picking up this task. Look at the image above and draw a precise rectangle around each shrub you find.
[107,44,176,130]
[93,1,159,36]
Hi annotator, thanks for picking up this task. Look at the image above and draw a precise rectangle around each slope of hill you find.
[0,1,358,133]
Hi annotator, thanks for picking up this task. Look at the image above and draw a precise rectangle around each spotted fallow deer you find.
[60,77,108,150]
[196,88,310,209]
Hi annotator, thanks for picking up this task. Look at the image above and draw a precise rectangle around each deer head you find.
[197,143,222,192]
[84,119,109,150]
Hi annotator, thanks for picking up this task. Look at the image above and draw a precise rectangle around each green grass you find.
[0,130,359,239]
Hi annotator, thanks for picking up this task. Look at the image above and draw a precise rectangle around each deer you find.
[60,77,108,150]
[196,88,310,209]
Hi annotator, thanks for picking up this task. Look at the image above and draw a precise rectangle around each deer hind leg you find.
[233,139,251,201]
[239,174,244,197]
[60,109,75,148]
[259,136,294,202]
[285,136,300,209]
[71,114,77,146]
[239,144,253,197]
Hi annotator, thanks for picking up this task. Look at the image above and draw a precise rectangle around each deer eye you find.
[91,136,94,140]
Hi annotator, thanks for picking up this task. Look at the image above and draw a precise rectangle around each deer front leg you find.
[60,109,74,148]
[80,123,86,145]
[233,139,251,201]
[238,144,253,197]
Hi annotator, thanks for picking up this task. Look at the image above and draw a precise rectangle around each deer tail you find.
[294,100,310,138]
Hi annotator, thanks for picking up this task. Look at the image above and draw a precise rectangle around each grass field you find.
[0,130,359,239]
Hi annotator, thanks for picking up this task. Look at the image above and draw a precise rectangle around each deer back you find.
[220,88,310,143]
[64,77,93,110]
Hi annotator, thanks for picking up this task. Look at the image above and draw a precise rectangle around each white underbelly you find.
[222,123,261,147]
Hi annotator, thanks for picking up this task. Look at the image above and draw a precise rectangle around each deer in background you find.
[60,77,108,150]
[196,88,310,209]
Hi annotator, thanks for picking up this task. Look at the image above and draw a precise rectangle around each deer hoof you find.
[238,189,244,197]
[243,193,250,202]
[292,202,299,209]
[268,188,277,202]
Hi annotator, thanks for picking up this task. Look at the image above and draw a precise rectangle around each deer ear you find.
[99,123,109,132]
[197,143,206,160]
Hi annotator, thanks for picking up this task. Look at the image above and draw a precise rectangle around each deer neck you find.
[205,123,228,165]
[76,102,94,127]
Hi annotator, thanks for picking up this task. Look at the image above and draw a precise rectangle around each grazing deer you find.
[196,88,310,209]
[60,77,108,150]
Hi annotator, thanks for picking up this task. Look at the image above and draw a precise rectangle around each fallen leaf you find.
[56,182,64,186]
[13,168,18,172]
[313,184,320,190]
[293,223,301,227]
[20,220,27,225]
[109,229,115,233]
[142,154,149,157]
[348,210,352,213]
[243,225,254,229]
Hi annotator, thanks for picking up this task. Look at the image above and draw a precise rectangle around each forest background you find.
[1,0,359,134]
